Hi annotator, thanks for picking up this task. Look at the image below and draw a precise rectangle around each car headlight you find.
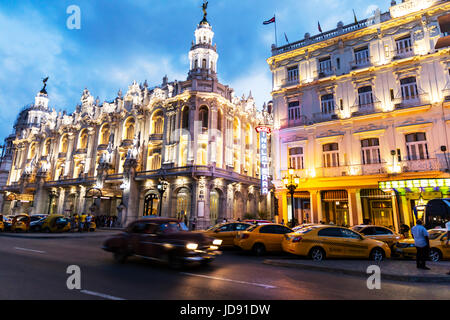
[213,239,223,246]
[186,243,198,250]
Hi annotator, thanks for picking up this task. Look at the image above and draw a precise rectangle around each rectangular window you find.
[321,94,335,114]
[288,101,301,121]
[288,147,304,170]
[395,35,413,56]
[400,77,419,101]
[361,138,381,164]
[319,57,332,75]
[323,143,339,168]
[336,58,341,70]
[354,46,369,66]
[287,66,299,83]
[358,86,374,107]
[406,133,429,160]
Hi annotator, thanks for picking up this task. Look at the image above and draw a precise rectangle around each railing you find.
[120,140,133,147]
[279,116,310,129]
[318,68,336,79]
[312,112,339,123]
[350,101,383,116]
[392,47,414,60]
[393,93,430,109]
[281,78,300,87]
[350,57,372,70]
[97,144,108,151]
[149,133,163,141]
[272,19,370,56]
[75,148,87,155]
[401,158,441,172]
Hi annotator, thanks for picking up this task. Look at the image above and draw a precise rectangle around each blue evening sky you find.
[0,0,389,142]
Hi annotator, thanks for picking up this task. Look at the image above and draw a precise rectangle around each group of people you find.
[70,213,94,232]
[95,215,118,228]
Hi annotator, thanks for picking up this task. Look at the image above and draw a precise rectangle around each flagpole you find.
[274,14,278,47]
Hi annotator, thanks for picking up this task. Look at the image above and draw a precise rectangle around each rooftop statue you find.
[40,77,49,94]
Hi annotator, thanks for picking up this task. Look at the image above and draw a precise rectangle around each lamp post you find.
[283,168,300,227]
[157,178,168,217]
[441,146,449,172]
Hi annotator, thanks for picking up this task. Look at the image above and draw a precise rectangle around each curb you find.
[0,231,119,239]
[263,259,450,283]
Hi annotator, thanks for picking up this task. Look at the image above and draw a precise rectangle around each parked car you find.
[292,223,318,232]
[102,218,222,268]
[0,214,4,232]
[201,222,252,247]
[282,225,391,261]
[243,219,273,225]
[11,214,31,232]
[234,223,293,256]
[422,199,450,229]
[351,225,403,248]
[3,215,13,231]
[393,228,450,262]
[31,215,71,233]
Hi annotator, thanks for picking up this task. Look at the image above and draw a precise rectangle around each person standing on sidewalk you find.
[446,220,450,275]
[411,219,430,270]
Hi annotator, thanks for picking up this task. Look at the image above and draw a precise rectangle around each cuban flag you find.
[263,16,275,25]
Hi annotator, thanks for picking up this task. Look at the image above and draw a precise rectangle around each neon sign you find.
[256,126,271,195]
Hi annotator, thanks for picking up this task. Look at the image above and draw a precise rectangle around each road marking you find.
[80,290,125,301]
[14,247,46,254]
[181,272,277,289]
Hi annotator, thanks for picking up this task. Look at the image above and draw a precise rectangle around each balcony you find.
[401,158,441,173]
[97,144,108,151]
[120,140,133,147]
[318,68,336,79]
[312,112,339,123]
[75,148,87,155]
[350,57,372,70]
[350,101,382,116]
[279,116,310,129]
[393,93,430,109]
[149,133,163,141]
[281,78,300,88]
[392,47,414,60]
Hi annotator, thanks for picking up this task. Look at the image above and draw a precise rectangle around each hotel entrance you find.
[360,189,394,229]
[321,190,349,227]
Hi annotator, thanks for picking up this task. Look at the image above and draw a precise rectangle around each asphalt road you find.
[0,235,449,300]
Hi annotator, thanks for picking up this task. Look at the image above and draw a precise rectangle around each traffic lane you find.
[0,237,449,300]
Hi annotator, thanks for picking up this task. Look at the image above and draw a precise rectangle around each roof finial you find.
[200,0,209,25]
[40,77,49,94]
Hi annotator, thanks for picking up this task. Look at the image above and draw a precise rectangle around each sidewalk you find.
[0,229,122,239]
[264,258,450,283]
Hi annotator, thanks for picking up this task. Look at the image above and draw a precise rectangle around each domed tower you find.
[188,1,219,81]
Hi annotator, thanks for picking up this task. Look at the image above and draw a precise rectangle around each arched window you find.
[100,124,110,145]
[202,59,207,69]
[28,143,36,159]
[151,111,164,135]
[199,106,209,133]
[194,59,198,69]
[124,118,135,140]
[60,135,69,153]
[217,109,222,132]
[78,130,88,150]
[43,139,52,156]
[181,107,190,130]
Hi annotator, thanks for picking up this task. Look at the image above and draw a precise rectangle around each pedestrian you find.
[192,218,197,231]
[446,220,450,275]
[281,219,285,226]
[222,218,227,224]
[79,213,86,232]
[237,217,241,222]
[411,219,430,270]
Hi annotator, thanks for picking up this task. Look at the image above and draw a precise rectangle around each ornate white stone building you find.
[269,0,450,231]
[0,7,273,229]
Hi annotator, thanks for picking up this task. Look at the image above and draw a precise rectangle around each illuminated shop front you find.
[321,190,350,227]
[379,178,450,225]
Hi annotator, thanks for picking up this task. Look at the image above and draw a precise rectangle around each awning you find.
[435,35,450,49]
[360,189,392,198]
[438,13,450,34]
[321,190,348,201]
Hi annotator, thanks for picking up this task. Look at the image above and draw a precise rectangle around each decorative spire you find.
[200,0,209,25]
[40,77,49,95]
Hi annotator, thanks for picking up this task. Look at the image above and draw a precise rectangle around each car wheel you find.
[113,250,128,264]
[370,247,385,261]
[309,247,325,261]
[429,248,442,262]
[252,243,266,256]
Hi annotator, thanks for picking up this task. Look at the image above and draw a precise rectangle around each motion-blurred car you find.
[292,223,318,232]
[102,218,222,268]
[243,219,273,225]
[234,223,293,256]
[351,225,403,248]
[31,215,71,233]
[393,228,450,262]
[0,214,4,232]
[201,222,252,247]
[282,225,391,261]
[11,214,31,232]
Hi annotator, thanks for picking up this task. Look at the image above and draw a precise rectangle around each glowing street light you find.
[283,168,300,227]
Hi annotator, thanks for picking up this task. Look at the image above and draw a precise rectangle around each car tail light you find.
[292,236,303,243]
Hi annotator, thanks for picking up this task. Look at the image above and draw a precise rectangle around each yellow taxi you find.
[234,223,293,255]
[393,228,450,261]
[39,215,71,233]
[11,214,31,232]
[282,225,391,261]
[0,214,4,232]
[351,225,403,248]
[202,222,252,247]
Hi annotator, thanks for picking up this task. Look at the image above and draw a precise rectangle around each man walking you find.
[411,219,430,270]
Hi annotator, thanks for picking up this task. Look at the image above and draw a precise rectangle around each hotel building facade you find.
[0,10,273,229]
[269,0,450,232]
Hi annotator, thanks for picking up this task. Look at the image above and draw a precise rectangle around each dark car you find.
[102,218,222,268]
[423,199,450,229]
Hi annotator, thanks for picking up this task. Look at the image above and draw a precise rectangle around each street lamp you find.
[157,178,169,217]
[283,168,300,227]
[441,146,449,172]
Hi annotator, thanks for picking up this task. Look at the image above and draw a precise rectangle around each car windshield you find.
[428,230,445,240]
[351,226,364,232]
[247,225,258,232]
[294,226,317,234]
